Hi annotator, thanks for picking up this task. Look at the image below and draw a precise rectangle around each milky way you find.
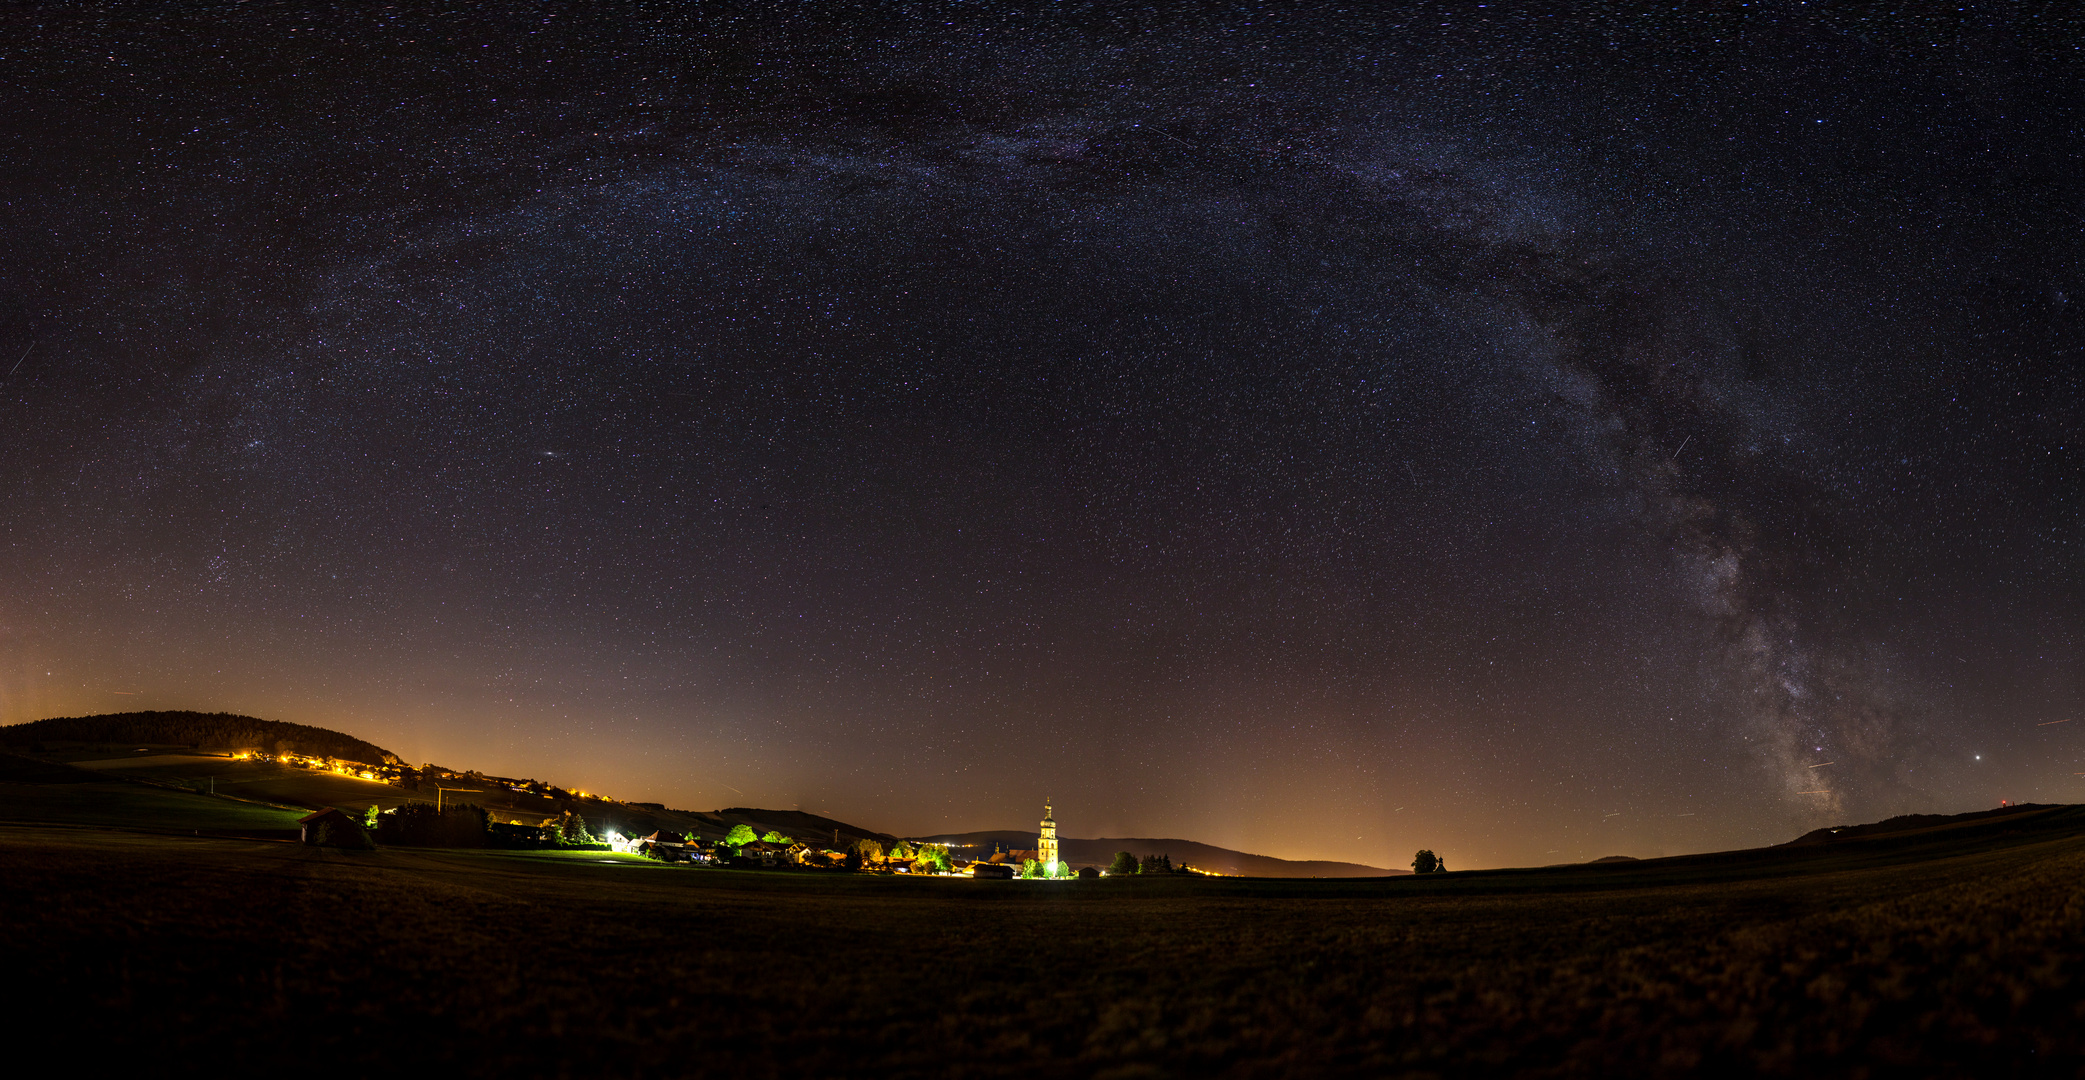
[0,4,2077,867]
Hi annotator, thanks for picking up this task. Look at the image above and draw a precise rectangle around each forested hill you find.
[1,711,399,765]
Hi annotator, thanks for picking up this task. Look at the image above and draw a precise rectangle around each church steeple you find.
[1039,799,1059,868]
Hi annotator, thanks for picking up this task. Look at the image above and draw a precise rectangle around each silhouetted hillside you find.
[1780,803,2057,847]
[703,808,897,847]
[2,712,398,765]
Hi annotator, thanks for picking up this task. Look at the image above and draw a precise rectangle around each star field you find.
[0,3,2077,868]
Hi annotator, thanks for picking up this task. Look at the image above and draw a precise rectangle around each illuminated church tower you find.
[1039,800,1059,868]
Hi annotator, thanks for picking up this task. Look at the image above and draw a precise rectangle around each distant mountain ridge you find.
[1,711,399,766]
[921,829,1399,878]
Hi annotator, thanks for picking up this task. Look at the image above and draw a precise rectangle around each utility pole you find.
[436,786,479,812]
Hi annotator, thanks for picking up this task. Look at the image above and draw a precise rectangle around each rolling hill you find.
[1779,803,2059,846]
[2,711,399,765]
[0,751,307,837]
[68,750,416,815]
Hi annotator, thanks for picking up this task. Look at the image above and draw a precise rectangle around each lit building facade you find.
[1039,800,1058,868]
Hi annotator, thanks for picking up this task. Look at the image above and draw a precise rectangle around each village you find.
[263,751,1202,879]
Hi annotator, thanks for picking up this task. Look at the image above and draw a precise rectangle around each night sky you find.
[1,3,2078,869]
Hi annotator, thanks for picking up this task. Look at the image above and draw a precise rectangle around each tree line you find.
[313,804,612,850]
[1106,851,1190,876]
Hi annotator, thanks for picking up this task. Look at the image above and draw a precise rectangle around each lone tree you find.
[914,844,952,874]
[1412,849,1440,874]
[552,810,597,847]
[1108,850,1139,876]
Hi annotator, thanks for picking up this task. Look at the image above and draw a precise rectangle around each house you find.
[640,830,689,860]
[298,807,369,848]
[738,840,786,867]
[798,848,846,869]
[970,862,1016,879]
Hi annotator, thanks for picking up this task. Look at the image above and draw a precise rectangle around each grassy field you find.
[68,751,417,812]
[6,802,2084,1078]
[0,781,307,834]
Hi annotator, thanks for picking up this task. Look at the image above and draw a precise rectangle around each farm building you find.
[639,830,691,861]
[298,807,370,848]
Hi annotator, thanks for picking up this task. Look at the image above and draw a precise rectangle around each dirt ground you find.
[6,808,2083,1078]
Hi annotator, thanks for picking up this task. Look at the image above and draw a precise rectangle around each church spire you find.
[1038,798,1059,869]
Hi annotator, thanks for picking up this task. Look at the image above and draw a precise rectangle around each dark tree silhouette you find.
[1412,849,1440,874]
[376,802,488,847]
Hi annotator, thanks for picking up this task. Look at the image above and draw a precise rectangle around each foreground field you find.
[7,808,2084,1078]
[0,781,305,834]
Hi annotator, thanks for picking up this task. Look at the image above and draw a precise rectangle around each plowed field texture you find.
[6,798,2083,1078]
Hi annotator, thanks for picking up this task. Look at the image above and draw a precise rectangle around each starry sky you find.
[0,3,2078,869]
